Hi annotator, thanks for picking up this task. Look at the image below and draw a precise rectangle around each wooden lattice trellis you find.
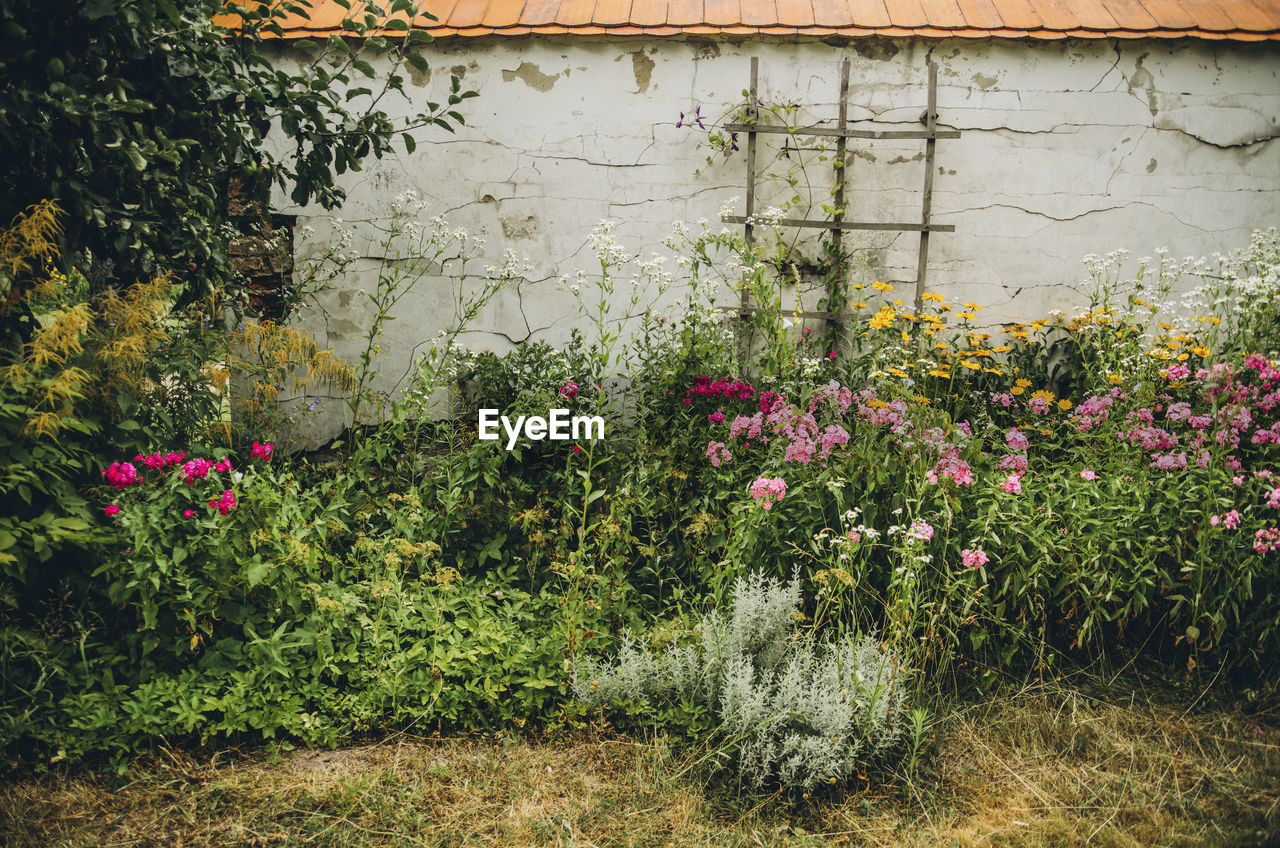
[720,57,959,327]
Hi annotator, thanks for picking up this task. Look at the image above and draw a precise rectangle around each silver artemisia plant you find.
[572,572,907,792]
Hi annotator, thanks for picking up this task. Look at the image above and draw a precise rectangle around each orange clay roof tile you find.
[482,0,521,26]
[665,0,706,25]
[845,0,896,26]
[918,0,970,28]
[593,0,633,23]
[954,0,1005,27]
[742,0,782,26]
[703,0,743,26]
[886,0,931,27]
[629,0,669,24]
[518,0,560,24]
[1096,0,1159,30]
[554,0,597,25]
[446,0,490,27]
[1060,0,1120,29]
[256,0,1280,39]
[776,0,819,25]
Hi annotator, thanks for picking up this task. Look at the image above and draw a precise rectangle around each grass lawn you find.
[3,673,1277,848]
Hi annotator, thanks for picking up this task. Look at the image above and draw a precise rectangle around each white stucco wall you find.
[277,35,1280,440]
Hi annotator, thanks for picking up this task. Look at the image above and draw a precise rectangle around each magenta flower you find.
[559,381,579,399]
[102,462,139,489]
[182,457,214,485]
[250,441,274,461]
[103,504,120,517]
[183,509,196,518]
[962,548,989,569]
[215,457,233,473]
[209,489,237,516]
[708,410,725,424]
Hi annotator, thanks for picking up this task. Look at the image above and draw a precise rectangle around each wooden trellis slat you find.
[721,57,957,329]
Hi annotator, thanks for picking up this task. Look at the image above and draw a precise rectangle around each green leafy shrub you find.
[573,573,908,792]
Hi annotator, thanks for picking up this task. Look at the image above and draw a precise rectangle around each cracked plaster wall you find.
[276,36,1279,443]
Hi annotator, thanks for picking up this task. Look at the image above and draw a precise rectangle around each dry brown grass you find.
[2,677,1277,848]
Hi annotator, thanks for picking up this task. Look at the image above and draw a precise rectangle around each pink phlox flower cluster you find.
[817,424,850,460]
[1165,402,1192,422]
[759,391,782,415]
[1217,404,1253,433]
[1149,452,1188,471]
[182,457,215,485]
[687,375,754,402]
[1242,354,1280,384]
[857,397,910,432]
[1267,487,1280,508]
[783,438,815,464]
[705,440,732,467]
[1027,395,1052,415]
[1254,527,1280,554]
[251,441,274,461]
[1125,425,1179,452]
[997,453,1029,473]
[1195,450,1211,469]
[209,489,237,516]
[1187,415,1212,431]
[1127,407,1155,426]
[708,410,725,424]
[103,504,120,517]
[1002,474,1023,494]
[1210,510,1241,529]
[962,548,989,569]
[1164,363,1191,381]
[908,519,934,543]
[1224,454,1244,472]
[932,449,974,487]
[559,381,579,399]
[1071,394,1113,432]
[215,457,233,473]
[134,451,186,470]
[1251,422,1280,445]
[957,421,973,438]
[1259,390,1280,413]
[1080,469,1098,481]
[729,414,763,441]
[990,392,1015,408]
[102,462,139,489]
[749,476,787,510]
[809,382,854,416]
[183,509,196,518]
[1005,428,1029,451]
[1215,428,1241,451]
